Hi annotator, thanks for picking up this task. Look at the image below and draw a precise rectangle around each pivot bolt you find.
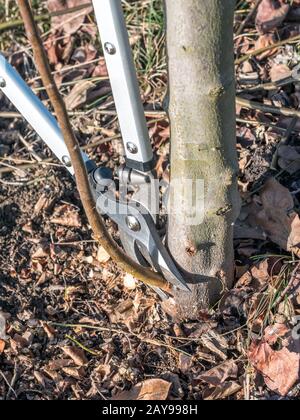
[126,142,138,154]
[62,155,72,167]
[104,42,116,55]
[0,77,6,88]
[126,215,141,232]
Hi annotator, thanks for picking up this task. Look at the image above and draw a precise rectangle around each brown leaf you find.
[256,0,290,33]
[65,80,96,110]
[62,346,88,366]
[50,204,81,228]
[254,33,277,61]
[47,0,93,34]
[247,178,300,256]
[203,381,242,400]
[96,246,111,264]
[112,379,171,400]
[197,360,239,387]
[249,338,300,396]
[62,366,86,379]
[278,145,300,175]
[0,339,5,354]
[270,63,291,83]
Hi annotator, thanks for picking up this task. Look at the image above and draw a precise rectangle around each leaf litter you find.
[1,0,300,401]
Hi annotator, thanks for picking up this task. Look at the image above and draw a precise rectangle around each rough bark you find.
[165,0,240,318]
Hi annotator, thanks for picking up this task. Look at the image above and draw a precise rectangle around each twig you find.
[275,262,300,306]
[6,362,19,400]
[0,2,92,33]
[236,0,262,37]
[17,0,170,293]
[0,159,62,175]
[65,334,101,357]
[53,323,192,357]
[236,96,300,118]
[235,34,300,65]
[0,369,17,399]
[18,134,42,162]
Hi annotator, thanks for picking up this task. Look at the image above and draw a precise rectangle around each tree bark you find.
[165,0,240,318]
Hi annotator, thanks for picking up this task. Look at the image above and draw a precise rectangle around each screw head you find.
[126,215,141,232]
[62,155,72,167]
[126,142,138,154]
[0,77,6,88]
[104,42,116,55]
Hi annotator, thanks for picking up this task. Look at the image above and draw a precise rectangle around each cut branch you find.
[17,0,170,293]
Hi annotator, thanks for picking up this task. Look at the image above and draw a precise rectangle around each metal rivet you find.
[62,156,72,167]
[126,215,141,232]
[126,142,138,154]
[0,77,6,88]
[104,42,116,55]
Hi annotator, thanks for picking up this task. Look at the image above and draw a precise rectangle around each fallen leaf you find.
[256,0,290,33]
[270,63,291,83]
[47,0,93,34]
[123,274,137,290]
[254,33,277,60]
[96,246,111,264]
[178,354,193,374]
[65,80,96,110]
[62,346,88,366]
[197,360,239,386]
[62,366,86,379]
[51,205,81,228]
[249,341,299,396]
[247,178,300,256]
[0,339,5,354]
[0,312,9,340]
[112,379,171,400]
[278,145,300,174]
[203,381,242,400]
[264,323,290,345]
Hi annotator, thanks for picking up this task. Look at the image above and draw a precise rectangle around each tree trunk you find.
[165,0,240,319]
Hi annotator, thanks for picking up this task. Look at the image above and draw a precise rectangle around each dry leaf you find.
[96,246,111,264]
[0,339,5,354]
[270,63,291,83]
[62,346,88,366]
[197,360,238,386]
[123,274,137,290]
[62,366,85,379]
[203,381,242,400]
[51,205,81,228]
[249,339,300,396]
[256,0,290,33]
[197,360,240,400]
[47,0,93,34]
[65,80,96,110]
[254,33,277,60]
[278,145,300,174]
[112,379,171,400]
[247,178,300,256]
[0,311,9,340]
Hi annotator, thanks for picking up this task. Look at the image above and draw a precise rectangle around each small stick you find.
[0,2,92,33]
[236,0,262,37]
[65,334,101,357]
[235,34,300,65]
[236,96,300,118]
[18,134,42,162]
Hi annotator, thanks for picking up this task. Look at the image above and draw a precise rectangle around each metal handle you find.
[92,0,154,172]
[0,54,90,175]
